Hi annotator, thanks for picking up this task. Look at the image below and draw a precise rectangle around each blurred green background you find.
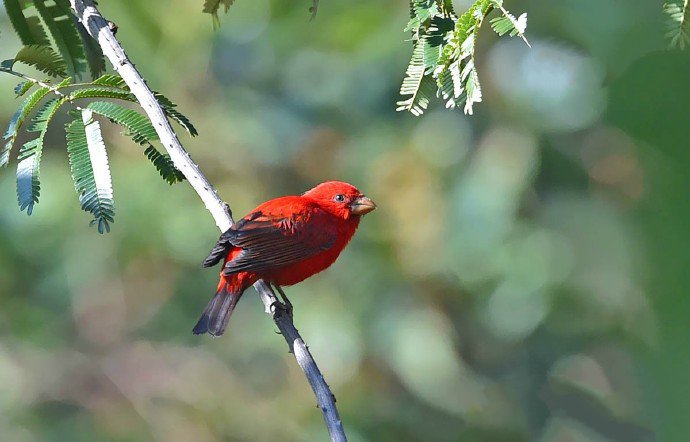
[0,0,685,440]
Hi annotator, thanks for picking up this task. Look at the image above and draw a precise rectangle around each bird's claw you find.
[269,300,292,319]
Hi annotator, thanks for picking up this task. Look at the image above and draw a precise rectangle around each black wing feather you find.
[203,208,337,276]
[202,211,264,268]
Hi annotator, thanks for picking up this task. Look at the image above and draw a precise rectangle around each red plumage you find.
[193,181,376,337]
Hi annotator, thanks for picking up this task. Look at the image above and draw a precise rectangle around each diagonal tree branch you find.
[68,1,347,440]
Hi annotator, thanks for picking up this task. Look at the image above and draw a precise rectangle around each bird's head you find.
[303,181,377,219]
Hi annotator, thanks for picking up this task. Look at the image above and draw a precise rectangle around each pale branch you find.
[68,1,347,440]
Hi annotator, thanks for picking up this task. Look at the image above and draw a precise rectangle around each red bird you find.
[193,181,376,337]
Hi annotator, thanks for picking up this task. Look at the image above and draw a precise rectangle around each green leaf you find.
[86,101,158,145]
[1,85,51,167]
[489,3,529,46]
[16,97,66,214]
[154,92,199,136]
[86,102,184,184]
[74,17,106,79]
[33,0,87,79]
[69,86,136,102]
[14,80,35,97]
[14,45,67,77]
[92,74,128,89]
[66,110,115,233]
[397,38,435,116]
[664,1,690,49]
[3,0,51,46]
[86,76,197,135]
[203,0,236,29]
[144,145,185,184]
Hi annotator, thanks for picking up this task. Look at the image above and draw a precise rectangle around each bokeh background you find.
[0,0,685,440]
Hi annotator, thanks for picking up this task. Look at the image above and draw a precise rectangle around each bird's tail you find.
[192,283,243,337]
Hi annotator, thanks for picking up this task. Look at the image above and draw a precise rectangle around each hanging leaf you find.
[74,17,106,79]
[397,39,435,116]
[14,45,67,77]
[66,110,115,233]
[144,145,185,184]
[154,92,199,136]
[32,0,87,79]
[16,97,66,214]
[1,85,51,167]
[87,101,158,144]
[3,0,51,46]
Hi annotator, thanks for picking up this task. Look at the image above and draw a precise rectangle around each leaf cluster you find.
[397,0,528,116]
[1,1,197,232]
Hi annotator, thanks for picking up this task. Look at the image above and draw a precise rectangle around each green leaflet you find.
[87,101,158,144]
[66,110,115,233]
[16,97,66,214]
[154,92,199,136]
[86,101,183,184]
[3,0,51,46]
[33,0,87,79]
[73,15,106,79]
[396,39,435,116]
[14,44,68,77]
[144,145,185,184]
[2,85,51,167]
[92,74,129,89]
[14,80,35,97]
[88,76,198,136]
[69,86,136,102]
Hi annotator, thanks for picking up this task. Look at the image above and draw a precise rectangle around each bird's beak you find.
[350,195,377,215]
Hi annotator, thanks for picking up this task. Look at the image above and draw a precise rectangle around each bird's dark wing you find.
[202,211,263,268]
[202,209,338,275]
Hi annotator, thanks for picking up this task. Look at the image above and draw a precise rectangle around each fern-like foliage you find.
[2,85,52,167]
[1,59,193,228]
[87,101,159,144]
[398,0,528,116]
[14,80,35,97]
[32,0,87,78]
[144,145,186,184]
[13,45,67,77]
[16,97,66,214]
[3,0,105,79]
[3,0,50,46]
[0,4,200,230]
[87,101,185,184]
[664,0,690,49]
[66,110,115,233]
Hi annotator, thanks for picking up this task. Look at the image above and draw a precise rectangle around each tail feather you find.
[193,285,242,337]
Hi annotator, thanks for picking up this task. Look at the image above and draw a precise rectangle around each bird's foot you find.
[275,285,294,319]
[269,299,293,319]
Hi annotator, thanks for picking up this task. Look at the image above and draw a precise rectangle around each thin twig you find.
[68,1,347,440]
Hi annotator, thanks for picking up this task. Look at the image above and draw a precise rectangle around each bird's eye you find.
[333,194,346,203]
